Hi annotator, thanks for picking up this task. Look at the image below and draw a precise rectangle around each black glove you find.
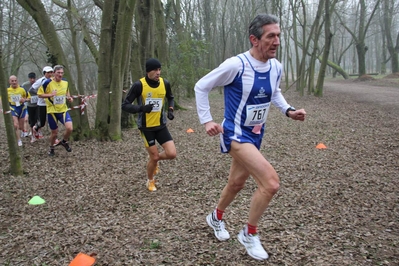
[167,108,174,120]
[140,104,154,113]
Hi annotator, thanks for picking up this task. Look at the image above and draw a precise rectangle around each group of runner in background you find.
[4,65,73,156]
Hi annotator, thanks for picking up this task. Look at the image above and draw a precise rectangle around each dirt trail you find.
[323,79,399,110]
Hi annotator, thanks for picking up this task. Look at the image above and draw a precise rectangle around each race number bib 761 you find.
[244,103,270,126]
[145,98,163,112]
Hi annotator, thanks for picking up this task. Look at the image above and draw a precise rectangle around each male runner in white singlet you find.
[194,14,306,261]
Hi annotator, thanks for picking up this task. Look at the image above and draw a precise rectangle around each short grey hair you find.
[249,14,279,40]
[53,65,64,72]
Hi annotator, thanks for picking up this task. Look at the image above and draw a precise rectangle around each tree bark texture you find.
[0,49,23,176]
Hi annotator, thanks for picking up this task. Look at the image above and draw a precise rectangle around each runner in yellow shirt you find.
[122,58,176,192]
[37,65,73,156]
[6,75,27,146]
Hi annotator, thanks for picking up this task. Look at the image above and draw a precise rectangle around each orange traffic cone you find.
[316,143,327,149]
[69,253,96,266]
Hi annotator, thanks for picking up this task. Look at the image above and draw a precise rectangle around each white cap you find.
[42,66,54,73]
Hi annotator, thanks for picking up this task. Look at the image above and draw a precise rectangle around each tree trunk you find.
[307,0,324,95]
[319,57,349,79]
[0,49,23,176]
[289,0,301,93]
[137,0,154,64]
[109,0,136,140]
[65,0,91,140]
[356,42,367,76]
[315,0,334,97]
[95,0,116,140]
[154,0,167,64]
[383,0,399,73]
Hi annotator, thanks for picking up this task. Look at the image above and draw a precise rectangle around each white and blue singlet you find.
[195,51,291,153]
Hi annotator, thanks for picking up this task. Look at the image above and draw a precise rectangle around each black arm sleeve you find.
[121,81,143,114]
[164,79,174,109]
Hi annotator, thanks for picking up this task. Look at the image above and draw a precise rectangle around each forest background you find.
[0,1,398,265]
[0,0,398,173]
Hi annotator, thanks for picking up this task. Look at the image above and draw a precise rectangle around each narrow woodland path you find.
[323,79,399,111]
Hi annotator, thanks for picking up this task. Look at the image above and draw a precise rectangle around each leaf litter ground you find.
[0,78,398,265]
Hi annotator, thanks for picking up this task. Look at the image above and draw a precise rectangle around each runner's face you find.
[54,69,64,81]
[9,77,18,88]
[45,71,53,78]
[147,68,161,81]
[251,23,280,62]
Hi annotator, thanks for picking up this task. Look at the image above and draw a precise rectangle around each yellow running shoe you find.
[146,179,157,192]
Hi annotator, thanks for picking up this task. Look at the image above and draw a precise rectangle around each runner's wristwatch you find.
[285,107,296,117]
